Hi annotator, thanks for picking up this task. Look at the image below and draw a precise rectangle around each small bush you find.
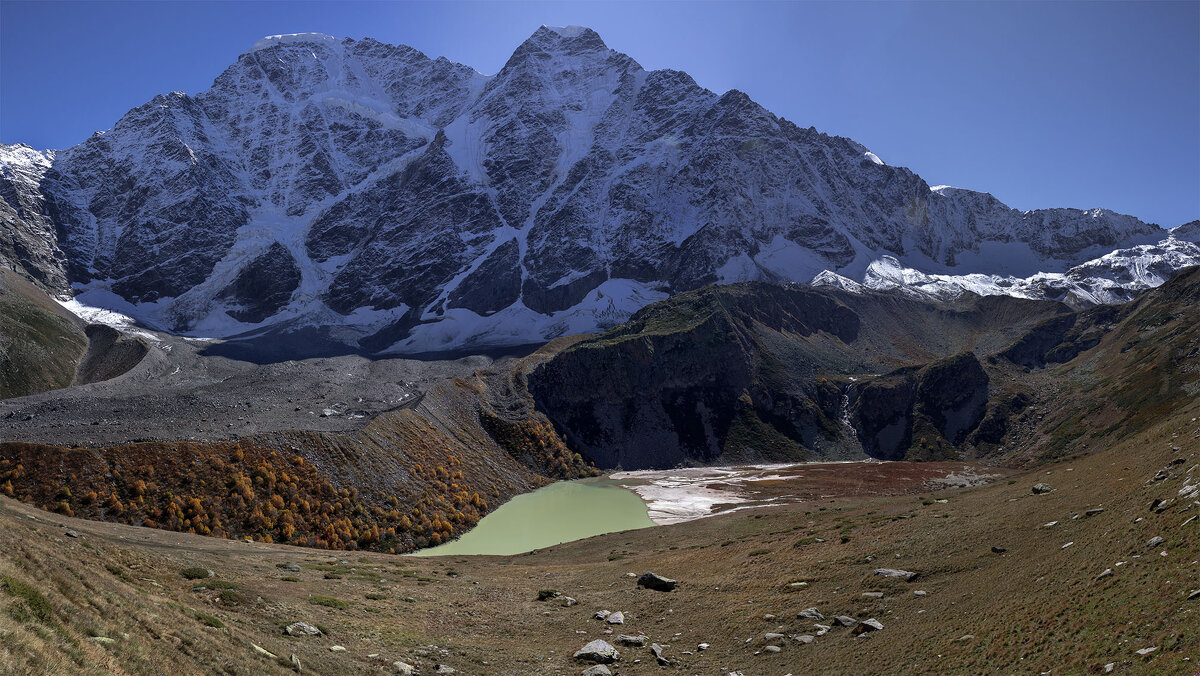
[323,573,342,580]
[180,567,212,580]
[280,577,300,582]
[365,593,387,600]
[0,576,55,625]
[194,612,224,629]
[309,595,349,609]
[537,589,559,601]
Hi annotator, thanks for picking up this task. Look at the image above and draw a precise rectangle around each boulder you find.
[834,616,858,627]
[797,608,825,620]
[605,611,625,625]
[284,622,322,637]
[574,640,619,664]
[1032,483,1054,494]
[581,666,612,676]
[637,572,677,592]
[616,634,647,647]
[873,568,918,581]
[851,618,883,635]
[794,634,815,644]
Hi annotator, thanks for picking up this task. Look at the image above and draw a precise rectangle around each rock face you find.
[0,27,1184,356]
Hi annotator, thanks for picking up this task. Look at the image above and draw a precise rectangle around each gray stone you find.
[1032,483,1054,494]
[284,622,323,637]
[593,610,611,621]
[1135,646,1158,657]
[435,666,456,674]
[605,611,625,625]
[834,616,858,627]
[281,563,302,572]
[1154,469,1170,481]
[861,592,884,598]
[794,634,814,644]
[393,661,415,675]
[797,607,825,620]
[763,645,782,653]
[764,633,785,640]
[290,654,302,672]
[913,590,928,597]
[1085,508,1105,517]
[560,596,577,607]
[873,568,918,581]
[851,618,883,635]
[329,645,346,652]
[616,634,647,647]
[813,624,831,636]
[64,530,80,538]
[650,642,671,666]
[637,572,677,592]
[574,639,619,664]
[1186,589,1200,601]
[1096,568,1114,580]
[581,666,612,676]
[1147,536,1164,548]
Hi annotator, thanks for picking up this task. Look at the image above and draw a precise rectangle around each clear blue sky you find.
[2,0,1197,226]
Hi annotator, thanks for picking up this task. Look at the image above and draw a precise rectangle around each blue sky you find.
[2,0,1196,226]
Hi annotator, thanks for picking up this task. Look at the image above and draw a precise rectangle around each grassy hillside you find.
[0,268,88,399]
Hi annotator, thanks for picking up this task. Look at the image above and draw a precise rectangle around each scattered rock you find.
[435,666,456,674]
[605,611,625,625]
[1096,568,1114,580]
[764,633,785,640]
[797,607,825,620]
[991,546,1006,554]
[834,616,858,627]
[955,634,974,641]
[616,634,647,647]
[1147,536,1164,548]
[393,662,415,675]
[873,568,918,581]
[761,613,777,620]
[1104,663,1115,673]
[1032,483,1054,494]
[650,643,671,666]
[1085,508,1105,517]
[1151,498,1174,513]
[594,610,611,621]
[284,622,322,637]
[763,645,782,653]
[290,654,302,672]
[252,644,278,659]
[637,572,677,592]
[560,596,577,607]
[329,645,346,652]
[814,624,831,636]
[1169,456,1186,465]
[1154,469,1169,481]
[1186,589,1200,601]
[862,591,884,598]
[574,640,619,664]
[1043,521,1058,527]
[1062,542,1074,549]
[913,590,928,597]
[794,634,814,644]
[64,530,80,538]
[581,666,612,676]
[851,619,883,635]
[1136,646,1158,657]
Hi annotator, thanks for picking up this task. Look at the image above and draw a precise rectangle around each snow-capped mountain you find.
[0,27,1192,353]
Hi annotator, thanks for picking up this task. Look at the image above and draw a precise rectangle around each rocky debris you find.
[763,645,782,653]
[616,634,647,647]
[797,607,825,620]
[393,662,416,675]
[794,634,815,644]
[1147,536,1165,548]
[650,643,671,666]
[1032,483,1054,494]
[1135,646,1158,657]
[64,530,79,538]
[814,624,831,636]
[560,596,577,607]
[1151,498,1174,513]
[862,591,884,598]
[852,619,883,635]
[1096,568,1114,580]
[637,572,676,592]
[581,666,613,676]
[605,611,625,625]
[1062,542,1074,549]
[594,610,611,621]
[574,640,619,664]
[1085,508,1105,517]
[284,622,323,637]
[913,590,928,597]
[991,546,1006,553]
[873,568,918,581]
[834,616,858,628]
[697,642,710,650]
[329,646,346,652]
[1154,469,1170,480]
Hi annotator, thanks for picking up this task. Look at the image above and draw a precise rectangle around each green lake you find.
[410,477,655,556]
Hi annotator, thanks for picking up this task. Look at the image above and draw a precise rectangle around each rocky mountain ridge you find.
[1,26,1194,355]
